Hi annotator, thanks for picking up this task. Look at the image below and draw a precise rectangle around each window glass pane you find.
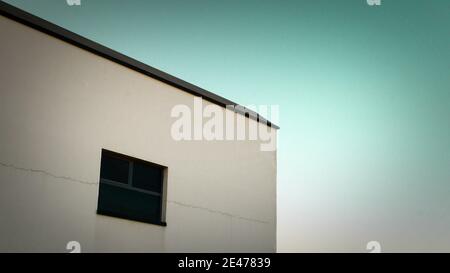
[132,162,162,193]
[100,154,129,184]
[97,183,161,223]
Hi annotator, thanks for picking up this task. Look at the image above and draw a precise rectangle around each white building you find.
[0,2,278,252]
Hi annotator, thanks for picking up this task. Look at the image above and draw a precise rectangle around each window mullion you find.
[128,161,134,186]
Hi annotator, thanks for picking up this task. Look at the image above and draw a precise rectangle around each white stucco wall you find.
[0,15,277,252]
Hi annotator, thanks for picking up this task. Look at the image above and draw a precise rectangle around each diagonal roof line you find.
[0,1,279,129]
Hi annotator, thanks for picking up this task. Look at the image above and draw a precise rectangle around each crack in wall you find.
[0,161,97,186]
[0,161,270,225]
[167,200,269,224]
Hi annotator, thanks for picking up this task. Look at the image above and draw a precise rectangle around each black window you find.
[97,150,166,226]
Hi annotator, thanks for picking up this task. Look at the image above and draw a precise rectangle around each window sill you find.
[97,209,167,227]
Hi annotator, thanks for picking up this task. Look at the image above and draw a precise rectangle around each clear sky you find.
[4,0,450,251]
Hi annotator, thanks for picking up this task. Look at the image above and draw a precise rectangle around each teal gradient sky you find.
[5,0,449,251]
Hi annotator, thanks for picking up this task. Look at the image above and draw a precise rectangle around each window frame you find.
[97,149,167,226]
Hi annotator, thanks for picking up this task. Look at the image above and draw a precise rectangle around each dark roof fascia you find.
[0,1,279,129]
